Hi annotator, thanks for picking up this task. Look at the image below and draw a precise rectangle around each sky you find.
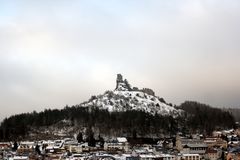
[0,0,240,120]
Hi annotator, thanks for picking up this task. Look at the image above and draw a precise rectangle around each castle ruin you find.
[115,74,155,96]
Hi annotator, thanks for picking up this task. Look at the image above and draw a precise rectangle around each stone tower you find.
[115,74,132,91]
[116,74,123,83]
[116,74,123,90]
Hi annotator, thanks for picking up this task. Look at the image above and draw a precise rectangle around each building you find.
[227,152,240,160]
[176,136,207,155]
[206,148,220,160]
[0,142,10,151]
[177,154,201,160]
[104,137,129,152]
[204,138,227,149]
[158,154,176,160]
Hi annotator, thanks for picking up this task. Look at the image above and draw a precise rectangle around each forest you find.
[0,101,235,141]
[178,101,236,135]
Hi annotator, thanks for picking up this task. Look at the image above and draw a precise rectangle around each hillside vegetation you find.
[0,75,236,141]
[0,101,235,141]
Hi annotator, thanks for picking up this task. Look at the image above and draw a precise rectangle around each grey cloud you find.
[0,0,240,120]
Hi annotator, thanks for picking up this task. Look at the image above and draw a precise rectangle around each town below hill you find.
[0,74,239,159]
[0,128,240,160]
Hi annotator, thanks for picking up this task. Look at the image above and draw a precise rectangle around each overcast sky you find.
[1,0,240,120]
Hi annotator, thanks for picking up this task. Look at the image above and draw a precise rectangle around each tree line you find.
[0,101,235,141]
[178,101,236,135]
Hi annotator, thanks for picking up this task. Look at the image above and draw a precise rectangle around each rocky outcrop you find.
[81,74,182,117]
[115,74,132,91]
[115,74,155,96]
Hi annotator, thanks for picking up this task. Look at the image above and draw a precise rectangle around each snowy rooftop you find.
[117,137,128,143]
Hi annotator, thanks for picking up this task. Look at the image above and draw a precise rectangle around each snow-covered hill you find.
[81,74,182,117]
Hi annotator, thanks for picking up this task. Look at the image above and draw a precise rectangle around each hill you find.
[223,108,240,122]
[81,74,182,117]
[0,74,236,141]
[178,101,235,135]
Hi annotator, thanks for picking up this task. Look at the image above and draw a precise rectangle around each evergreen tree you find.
[35,144,41,155]
[12,141,18,151]
[98,134,104,148]
[86,127,96,147]
[77,132,83,143]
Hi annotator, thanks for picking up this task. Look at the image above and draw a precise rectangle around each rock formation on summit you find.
[81,74,182,116]
[115,74,132,91]
[115,74,155,96]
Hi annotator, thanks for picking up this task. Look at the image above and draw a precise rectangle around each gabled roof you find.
[183,145,189,148]
[207,148,218,153]
[117,137,127,143]
[187,144,208,148]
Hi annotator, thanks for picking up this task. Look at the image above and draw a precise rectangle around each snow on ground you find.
[81,89,182,117]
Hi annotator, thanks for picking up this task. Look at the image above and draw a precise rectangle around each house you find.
[69,142,90,153]
[212,131,222,137]
[206,148,220,160]
[139,154,156,160]
[104,137,129,152]
[54,140,64,149]
[227,152,240,160]
[63,138,78,150]
[222,129,234,136]
[181,145,190,154]
[204,137,227,149]
[177,154,201,160]
[158,154,175,160]
[125,153,140,160]
[12,155,29,160]
[179,143,207,155]
[117,137,128,143]
[0,142,11,151]
[42,140,55,148]
[176,136,207,155]
[235,128,240,136]
[17,141,35,155]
